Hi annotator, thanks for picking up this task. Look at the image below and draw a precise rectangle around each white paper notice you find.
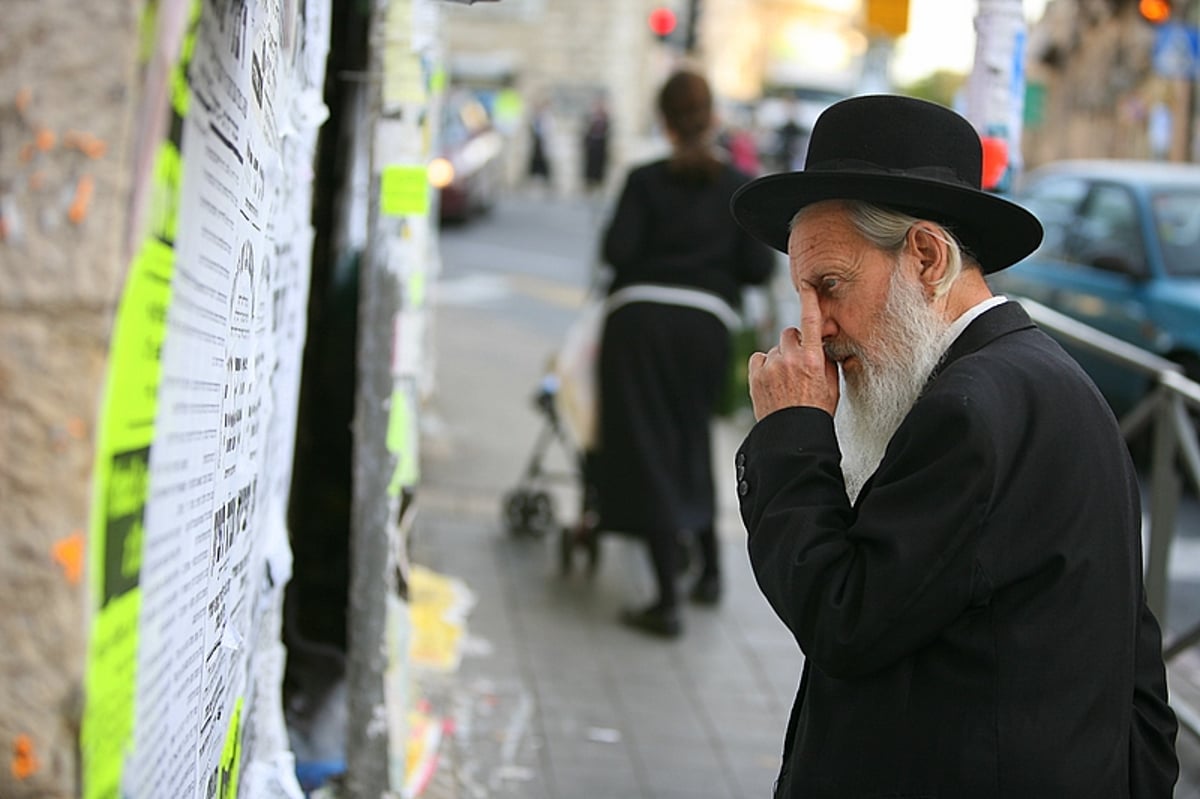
[128,1,330,796]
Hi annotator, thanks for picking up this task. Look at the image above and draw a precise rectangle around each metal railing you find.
[1015,298,1200,737]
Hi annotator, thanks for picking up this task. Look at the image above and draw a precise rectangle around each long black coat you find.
[737,301,1179,798]
[596,159,774,538]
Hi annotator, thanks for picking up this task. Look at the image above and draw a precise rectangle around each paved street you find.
[408,190,1200,797]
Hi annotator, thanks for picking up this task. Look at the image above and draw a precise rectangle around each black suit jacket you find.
[737,302,1179,798]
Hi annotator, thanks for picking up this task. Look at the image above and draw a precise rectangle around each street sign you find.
[1153,22,1200,79]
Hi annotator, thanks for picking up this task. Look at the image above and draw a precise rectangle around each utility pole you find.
[964,0,1028,190]
[345,0,398,792]
[683,0,702,53]
[861,0,912,93]
[1177,0,1199,161]
[346,0,445,793]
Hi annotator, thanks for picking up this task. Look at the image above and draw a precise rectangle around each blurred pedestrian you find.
[596,69,776,638]
[581,95,610,194]
[731,94,1179,797]
[1149,100,1172,161]
[775,96,806,172]
[527,98,554,191]
[721,124,761,176]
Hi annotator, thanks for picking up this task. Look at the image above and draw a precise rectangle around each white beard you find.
[833,269,952,504]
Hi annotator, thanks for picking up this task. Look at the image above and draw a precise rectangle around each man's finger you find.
[798,282,823,349]
[778,325,802,354]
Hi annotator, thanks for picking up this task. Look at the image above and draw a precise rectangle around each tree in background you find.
[899,69,968,110]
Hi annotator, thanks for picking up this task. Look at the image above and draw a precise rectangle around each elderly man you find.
[730,95,1179,797]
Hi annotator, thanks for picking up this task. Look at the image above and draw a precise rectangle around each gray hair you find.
[793,200,975,297]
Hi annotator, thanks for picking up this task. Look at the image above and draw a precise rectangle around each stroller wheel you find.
[503,489,557,537]
[502,491,524,535]
[525,491,557,538]
[503,490,534,536]
[560,515,600,577]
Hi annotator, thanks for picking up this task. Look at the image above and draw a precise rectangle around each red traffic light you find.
[648,6,677,38]
[1140,0,1171,23]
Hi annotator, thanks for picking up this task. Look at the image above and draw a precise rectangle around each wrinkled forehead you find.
[788,199,849,234]
[786,205,877,279]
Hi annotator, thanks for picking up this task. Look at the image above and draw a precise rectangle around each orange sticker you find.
[65,417,87,439]
[35,128,55,152]
[11,735,38,780]
[64,131,108,160]
[53,532,85,585]
[68,175,94,225]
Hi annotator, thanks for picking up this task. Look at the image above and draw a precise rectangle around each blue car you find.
[989,159,1200,416]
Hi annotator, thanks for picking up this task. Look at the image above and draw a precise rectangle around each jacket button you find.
[738,481,749,496]
[736,465,745,480]
[736,452,746,467]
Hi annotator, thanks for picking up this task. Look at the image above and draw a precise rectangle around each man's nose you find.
[816,302,838,341]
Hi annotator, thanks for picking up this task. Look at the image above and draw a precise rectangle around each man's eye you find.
[820,277,840,294]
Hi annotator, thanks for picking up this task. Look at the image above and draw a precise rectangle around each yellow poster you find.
[81,6,190,789]
[407,566,473,673]
[381,164,431,217]
[81,220,175,799]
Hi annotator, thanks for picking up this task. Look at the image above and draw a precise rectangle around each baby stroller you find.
[501,298,605,576]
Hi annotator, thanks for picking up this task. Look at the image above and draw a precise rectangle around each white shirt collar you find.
[940,295,1007,352]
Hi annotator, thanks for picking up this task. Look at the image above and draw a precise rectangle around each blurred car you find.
[990,159,1200,416]
[431,90,504,223]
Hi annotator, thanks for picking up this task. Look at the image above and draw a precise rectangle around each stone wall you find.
[1023,0,1190,167]
[0,2,141,796]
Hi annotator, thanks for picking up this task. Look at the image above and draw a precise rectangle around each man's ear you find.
[907,223,950,293]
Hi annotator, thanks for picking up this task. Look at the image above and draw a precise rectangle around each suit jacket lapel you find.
[931,300,1037,381]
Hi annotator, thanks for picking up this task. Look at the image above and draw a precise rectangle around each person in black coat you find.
[581,96,610,194]
[527,99,553,187]
[596,70,775,638]
[730,95,1179,797]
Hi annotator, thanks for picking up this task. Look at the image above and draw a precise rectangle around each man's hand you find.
[747,283,840,421]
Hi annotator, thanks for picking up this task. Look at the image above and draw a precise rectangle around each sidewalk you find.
[411,288,794,798]
[407,192,1200,798]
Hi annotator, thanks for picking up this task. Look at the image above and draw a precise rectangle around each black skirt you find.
[594,302,731,538]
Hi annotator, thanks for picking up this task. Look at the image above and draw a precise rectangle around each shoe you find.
[690,575,722,606]
[621,604,682,639]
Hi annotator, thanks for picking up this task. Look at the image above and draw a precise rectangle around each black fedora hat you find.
[730,94,1042,273]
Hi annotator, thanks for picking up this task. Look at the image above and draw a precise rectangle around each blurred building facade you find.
[1024,0,1200,166]
[441,0,1200,186]
[441,0,663,196]
[439,0,871,193]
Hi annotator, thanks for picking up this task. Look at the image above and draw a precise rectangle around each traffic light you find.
[648,6,677,41]
[1139,0,1172,24]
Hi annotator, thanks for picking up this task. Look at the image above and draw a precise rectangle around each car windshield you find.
[1152,189,1200,276]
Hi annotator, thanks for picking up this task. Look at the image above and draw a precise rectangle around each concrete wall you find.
[2,1,339,795]
[0,2,140,796]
